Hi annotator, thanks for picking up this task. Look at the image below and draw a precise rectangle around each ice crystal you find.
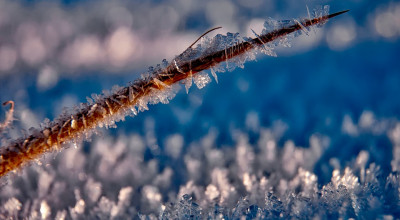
[3,197,21,214]
[184,72,193,94]
[193,71,211,89]
[210,68,218,83]
[40,201,51,219]
[165,134,184,159]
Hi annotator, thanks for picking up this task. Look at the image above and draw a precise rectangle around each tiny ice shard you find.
[55,210,67,220]
[210,68,218,83]
[137,98,149,112]
[212,63,226,74]
[279,36,292,48]
[85,178,102,203]
[40,200,51,219]
[73,199,85,214]
[162,59,169,68]
[314,5,330,27]
[178,194,201,219]
[294,19,310,36]
[193,71,211,89]
[260,45,277,57]
[4,197,21,213]
[262,17,280,33]
[184,73,193,94]
[118,187,133,206]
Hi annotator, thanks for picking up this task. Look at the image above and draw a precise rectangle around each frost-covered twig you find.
[0,9,348,177]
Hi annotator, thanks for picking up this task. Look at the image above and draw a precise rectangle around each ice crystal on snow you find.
[165,134,184,159]
[3,197,21,214]
[40,201,51,219]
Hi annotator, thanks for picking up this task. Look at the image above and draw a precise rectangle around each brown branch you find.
[0,10,349,177]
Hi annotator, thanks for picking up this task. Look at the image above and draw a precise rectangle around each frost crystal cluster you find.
[1,112,400,219]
